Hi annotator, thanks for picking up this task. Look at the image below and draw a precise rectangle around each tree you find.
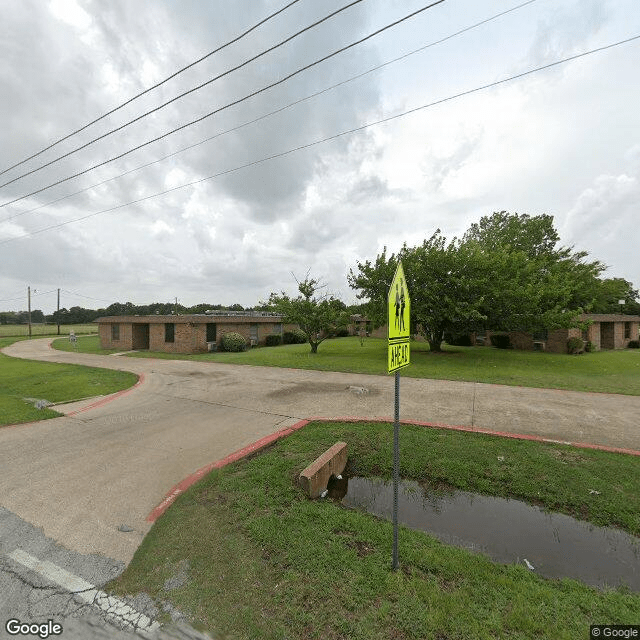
[349,232,487,352]
[463,211,560,259]
[591,278,640,315]
[265,275,348,353]
[349,213,607,351]
[462,211,605,332]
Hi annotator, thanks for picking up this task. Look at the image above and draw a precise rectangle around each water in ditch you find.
[328,476,640,591]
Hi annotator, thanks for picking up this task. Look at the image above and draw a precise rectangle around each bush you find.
[628,340,640,349]
[334,327,350,338]
[489,334,511,349]
[444,332,473,347]
[282,329,307,344]
[220,332,247,352]
[265,334,282,347]
[585,340,594,352]
[567,337,585,354]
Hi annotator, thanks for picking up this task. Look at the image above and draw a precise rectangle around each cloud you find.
[526,0,610,67]
[563,164,640,283]
[1,0,639,313]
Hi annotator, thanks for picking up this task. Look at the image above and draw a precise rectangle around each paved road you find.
[3,337,640,563]
[1,338,639,636]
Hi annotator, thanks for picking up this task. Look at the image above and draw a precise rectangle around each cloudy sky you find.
[1,0,639,314]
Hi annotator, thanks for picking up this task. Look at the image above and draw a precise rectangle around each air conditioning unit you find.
[207,342,217,352]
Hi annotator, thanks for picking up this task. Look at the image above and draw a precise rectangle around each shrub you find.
[567,337,585,354]
[489,334,511,349]
[628,340,640,349]
[585,340,594,352]
[444,332,473,347]
[334,327,350,338]
[265,334,282,347]
[283,329,307,344]
[220,332,247,352]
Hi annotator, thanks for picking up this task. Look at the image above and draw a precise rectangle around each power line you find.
[0,0,303,178]
[0,0,538,226]
[2,33,637,246]
[0,0,445,209]
[61,289,113,303]
[0,5,539,221]
[0,292,27,303]
[31,288,57,297]
[0,0,366,191]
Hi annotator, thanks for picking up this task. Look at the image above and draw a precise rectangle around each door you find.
[132,323,150,349]
[600,322,615,350]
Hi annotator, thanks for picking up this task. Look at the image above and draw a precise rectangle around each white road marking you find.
[8,549,160,634]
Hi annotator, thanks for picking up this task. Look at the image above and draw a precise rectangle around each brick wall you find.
[99,322,132,350]
[585,323,600,350]
[616,321,639,349]
[508,331,535,350]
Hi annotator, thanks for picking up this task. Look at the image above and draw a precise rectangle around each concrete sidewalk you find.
[2,337,640,563]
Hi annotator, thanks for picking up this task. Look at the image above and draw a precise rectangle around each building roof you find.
[94,312,284,324]
[579,313,640,322]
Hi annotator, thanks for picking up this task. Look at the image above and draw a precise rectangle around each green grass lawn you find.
[55,335,640,395]
[52,334,121,354]
[0,323,97,337]
[110,421,640,639]
[0,337,138,426]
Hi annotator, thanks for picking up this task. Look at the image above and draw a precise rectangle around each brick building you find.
[478,314,640,353]
[95,311,297,354]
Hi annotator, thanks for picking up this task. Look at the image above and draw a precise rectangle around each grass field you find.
[110,420,640,639]
[0,323,97,337]
[0,337,138,426]
[54,335,640,395]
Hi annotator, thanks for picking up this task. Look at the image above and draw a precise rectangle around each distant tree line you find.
[0,302,249,325]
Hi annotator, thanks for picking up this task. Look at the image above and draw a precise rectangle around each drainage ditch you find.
[327,475,640,591]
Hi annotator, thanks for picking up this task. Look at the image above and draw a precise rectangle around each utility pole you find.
[57,288,61,335]
[28,286,32,338]
[174,297,178,315]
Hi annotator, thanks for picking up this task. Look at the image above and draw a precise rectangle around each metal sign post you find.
[392,370,400,570]
[387,261,410,571]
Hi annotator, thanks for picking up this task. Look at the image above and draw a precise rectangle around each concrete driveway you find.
[2,337,640,564]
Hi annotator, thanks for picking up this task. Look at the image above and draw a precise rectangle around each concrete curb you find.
[146,416,640,523]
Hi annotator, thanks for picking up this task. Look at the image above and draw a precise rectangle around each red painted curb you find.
[146,420,310,522]
[146,416,640,523]
[66,373,145,416]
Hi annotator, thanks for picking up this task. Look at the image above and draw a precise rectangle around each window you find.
[165,323,175,343]
[273,323,282,335]
[533,328,548,341]
[111,324,120,340]
[250,324,258,344]
[625,322,631,339]
[206,323,217,342]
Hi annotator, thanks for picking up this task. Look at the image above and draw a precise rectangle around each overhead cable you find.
[0,0,537,225]
[0,0,366,191]
[2,33,637,246]
[0,0,303,178]
[62,289,113,303]
[0,0,445,208]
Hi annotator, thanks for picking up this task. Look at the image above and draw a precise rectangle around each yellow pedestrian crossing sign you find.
[388,260,410,373]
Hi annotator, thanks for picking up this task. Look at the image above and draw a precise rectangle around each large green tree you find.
[462,211,605,331]
[349,212,607,351]
[590,278,640,315]
[265,276,348,353]
[348,232,487,351]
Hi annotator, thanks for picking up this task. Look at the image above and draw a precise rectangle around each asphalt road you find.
[1,338,639,637]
